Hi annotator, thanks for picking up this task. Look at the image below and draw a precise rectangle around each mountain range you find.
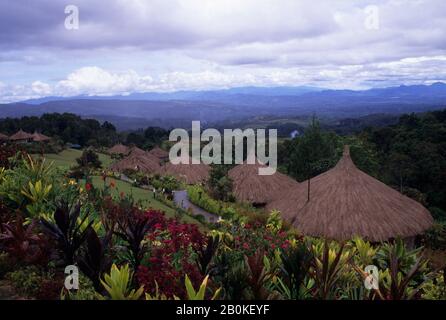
[1,83,445,130]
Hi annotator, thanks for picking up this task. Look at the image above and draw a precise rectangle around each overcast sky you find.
[0,0,445,103]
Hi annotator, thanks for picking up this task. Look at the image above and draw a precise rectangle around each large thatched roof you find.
[148,147,169,161]
[110,148,161,174]
[267,146,433,241]
[9,129,33,141]
[108,144,130,155]
[228,162,300,205]
[161,157,210,184]
[32,132,51,142]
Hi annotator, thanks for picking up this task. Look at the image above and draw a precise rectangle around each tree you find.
[71,148,102,179]
[288,117,340,201]
[208,164,234,202]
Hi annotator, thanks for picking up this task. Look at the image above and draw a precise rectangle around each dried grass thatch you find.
[108,144,130,155]
[148,147,169,161]
[110,148,161,174]
[9,129,33,141]
[0,133,9,141]
[161,157,210,184]
[32,132,51,142]
[128,146,147,157]
[228,161,300,205]
[267,146,433,241]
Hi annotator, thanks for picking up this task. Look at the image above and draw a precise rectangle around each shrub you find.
[97,264,144,300]
[0,145,22,169]
[6,266,62,299]
[41,201,94,265]
[423,223,446,250]
[0,252,13,277]
[137,215,205,299]
[0,216,51,266]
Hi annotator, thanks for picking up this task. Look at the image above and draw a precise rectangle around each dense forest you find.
[359,110,446,218]
[0,113,169,149]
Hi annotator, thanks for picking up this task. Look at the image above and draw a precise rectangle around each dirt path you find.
[173,190,219,223]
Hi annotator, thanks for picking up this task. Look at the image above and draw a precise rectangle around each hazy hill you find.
[1,83,445,129]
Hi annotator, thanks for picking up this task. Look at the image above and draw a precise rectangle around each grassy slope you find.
[40,148,113,169]
[36,149,200,225]
[89,177,200,225]
[89,176,175,214]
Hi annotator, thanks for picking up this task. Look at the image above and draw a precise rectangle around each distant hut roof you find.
[161,157,210,184]
[0,133,9,141]
[9,129,33,141]
[110,150,161,174]
[148,147,169,161]
[128,146,147,157]
[266,146,433,242]
[228,161,300,205]
[32,131,51,142]
[108,144,130,155]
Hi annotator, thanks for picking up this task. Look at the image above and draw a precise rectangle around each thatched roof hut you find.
[108,144,130,156]
[128,146,147,157]
[0,133,9,141]
[32,131,51,142]
[110,149,161,174]
[161,157,210,184]
[9,129,33,141]
[148,147,169,161]
[267,146,433,242]
[228,162,300,206]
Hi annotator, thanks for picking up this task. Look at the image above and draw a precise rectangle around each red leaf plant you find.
[137,211,205,299]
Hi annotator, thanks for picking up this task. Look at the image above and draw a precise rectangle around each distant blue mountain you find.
[3,82,445,129]
[21,85,323,105]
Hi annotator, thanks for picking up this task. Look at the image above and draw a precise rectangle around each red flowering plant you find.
[137,211,205,299]
[221,221,292,257]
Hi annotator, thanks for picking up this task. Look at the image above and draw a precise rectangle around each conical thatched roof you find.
[228,161,300,205]
[267,146,433,241]
[32,131,51,142]
[108,144,130,155]
[161,157,210,184]
[0,133,8,141]
[110,149,161,174]
[128,146,147,157]
[148,147,169,161]
[9,129,33,141]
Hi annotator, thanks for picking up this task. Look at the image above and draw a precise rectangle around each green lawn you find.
[35,149,202,226]
[90,176,174,213]
[35,148,113,170]
[89,176,201,225]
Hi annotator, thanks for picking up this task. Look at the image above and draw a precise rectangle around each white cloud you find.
[1,0,446,102]
[31,81,52,95]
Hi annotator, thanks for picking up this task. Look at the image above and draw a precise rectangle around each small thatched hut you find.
[228,162,300,206]
[267,146,433,242]
[108,144,130,156]
[128,146,147,157]
[32,131,51,142]
[161,157,210,184]
[148,147,169,162]
[0,133,9,141]
[9,129,33,143]
[110,149,161,174]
